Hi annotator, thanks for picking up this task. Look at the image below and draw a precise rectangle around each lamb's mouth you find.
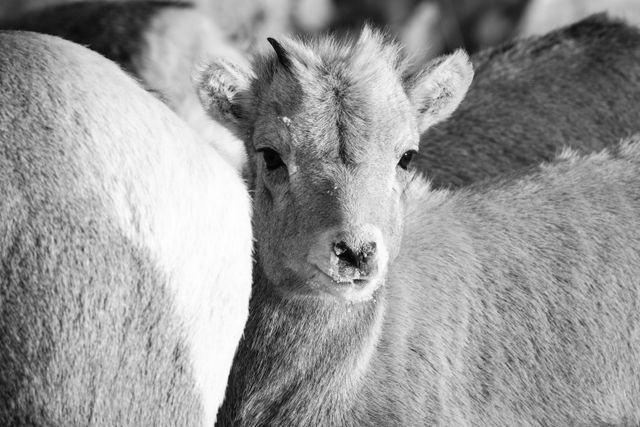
[308,264,381,302]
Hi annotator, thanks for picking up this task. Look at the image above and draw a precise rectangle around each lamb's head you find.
[198,27,473,302]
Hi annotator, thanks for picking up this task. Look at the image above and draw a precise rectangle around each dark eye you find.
[398,150,417,170]
[257,147,285,171]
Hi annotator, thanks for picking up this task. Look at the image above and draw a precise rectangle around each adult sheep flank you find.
[414,14,640,188]
[0,31,252,426]
[198,27,640,425]
[2,0,249,171]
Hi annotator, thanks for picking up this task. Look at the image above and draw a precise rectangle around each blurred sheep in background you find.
[4,0,638,63]
[0,0,333,52]
[330,0,527,53]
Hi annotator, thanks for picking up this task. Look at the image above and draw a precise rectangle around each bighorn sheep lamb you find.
[199,27,640,425]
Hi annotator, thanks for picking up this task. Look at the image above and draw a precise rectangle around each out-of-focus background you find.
[3,0,637,172]
[2,0,639,66]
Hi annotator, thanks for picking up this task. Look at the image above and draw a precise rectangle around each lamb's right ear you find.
[196,58,254,137]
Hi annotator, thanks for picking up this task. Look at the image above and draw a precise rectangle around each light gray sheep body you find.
[0,31,252,426]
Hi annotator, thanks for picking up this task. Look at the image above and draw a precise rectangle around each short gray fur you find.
[415,14,640,188]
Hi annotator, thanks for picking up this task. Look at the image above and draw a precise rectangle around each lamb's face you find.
[248,47,418,302]
[198,27,473,302]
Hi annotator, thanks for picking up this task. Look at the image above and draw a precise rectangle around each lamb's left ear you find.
[407,49,473,134]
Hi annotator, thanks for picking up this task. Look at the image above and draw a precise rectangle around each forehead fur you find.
[253,26,405,89]
[248,27,414,161]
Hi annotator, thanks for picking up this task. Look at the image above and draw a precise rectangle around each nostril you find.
[333,241,349,257]
[362,242,377,258]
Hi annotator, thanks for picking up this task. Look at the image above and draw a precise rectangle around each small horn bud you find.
[267,37,292,70]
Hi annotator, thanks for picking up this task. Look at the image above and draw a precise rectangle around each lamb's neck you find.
[227,269,386,425]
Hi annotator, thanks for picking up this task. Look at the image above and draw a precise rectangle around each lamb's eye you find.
[257,148,285,171]
[398,150,417,170]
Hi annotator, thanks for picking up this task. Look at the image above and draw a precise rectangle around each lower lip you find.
[311,265,369,285]
[310,266,376,297]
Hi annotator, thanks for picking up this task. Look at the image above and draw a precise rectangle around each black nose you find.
[333,241,377,271]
